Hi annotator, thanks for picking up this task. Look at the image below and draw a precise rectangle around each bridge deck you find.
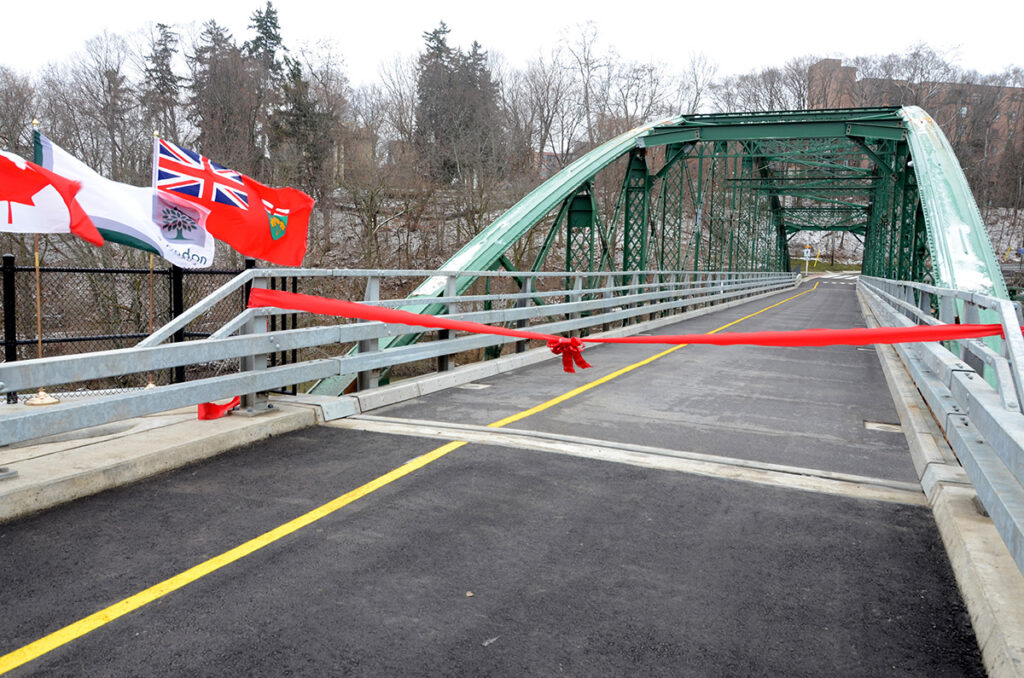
[0,276,986,676]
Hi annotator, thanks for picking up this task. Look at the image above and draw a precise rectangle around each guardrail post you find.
[437,275,457,371]
[602,274,614,332]
[515,275,532,353]
[356,276,380,391]
[3,253,18,404]
[938,295,956,324]
[961,299,985,375]
[240,274,271,414]
[624,273,639,326]
[918,289,932,317]
[570,275,583,335]
[994,297,1024,412]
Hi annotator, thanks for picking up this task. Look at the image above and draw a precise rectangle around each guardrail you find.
[1,268,798,449]
[859,275,1024,576]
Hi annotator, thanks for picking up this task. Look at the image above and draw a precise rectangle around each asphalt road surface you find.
[0,281,984,676]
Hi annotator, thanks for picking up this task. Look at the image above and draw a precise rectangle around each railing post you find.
[602,274,614,332]
[239,273,271,414]
[356,276,380,391]
[996,298,1024,413]
[3,254,18,404]
[437,275,457,372]
[646,273,657,322]
[570,275,584,334]
[515,275,532,354]
[624,273,639,325]
[961,299,985,375]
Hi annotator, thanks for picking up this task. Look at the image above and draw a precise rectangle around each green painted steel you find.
[900,107,1007,296]
[565,184,597,271]
[310,105,1007,395]
[621,149,651,271]
[404,105,1003,296]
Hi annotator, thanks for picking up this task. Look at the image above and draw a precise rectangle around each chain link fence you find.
[1,259,617,402]
[1,253,244,403]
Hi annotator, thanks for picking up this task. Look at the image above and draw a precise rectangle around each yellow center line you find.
[0,281,817,675]
[488,281,818,427]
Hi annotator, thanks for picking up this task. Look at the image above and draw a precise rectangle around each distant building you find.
[807,58,1024,205]
[537,151,563,179]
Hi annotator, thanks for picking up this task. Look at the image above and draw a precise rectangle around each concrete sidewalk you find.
[0,400,319,523]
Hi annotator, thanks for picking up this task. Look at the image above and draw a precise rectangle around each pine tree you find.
[244,1,285,79]
[141,23,182,141]
[413,23,501,185]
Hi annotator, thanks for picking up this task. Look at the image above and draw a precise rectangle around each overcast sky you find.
[3,0,1021,86]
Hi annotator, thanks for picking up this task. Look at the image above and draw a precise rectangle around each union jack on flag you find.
[155,139,249,209]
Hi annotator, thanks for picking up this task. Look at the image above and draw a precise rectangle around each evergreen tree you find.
[244,1,285,79]
[187,20,260,172]
[141,23,182,141]
[243,1,287,179]
[413,23,501,185]
[414,22,457,182]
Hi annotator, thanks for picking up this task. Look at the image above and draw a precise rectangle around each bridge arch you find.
[413,105,1005,299]
[311,106,1007,395]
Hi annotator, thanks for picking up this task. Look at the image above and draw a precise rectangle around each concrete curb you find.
[0,404,317,524]
[859,288,1024,678]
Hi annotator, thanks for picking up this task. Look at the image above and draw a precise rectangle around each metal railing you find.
[1,253,247,401]
[0,268,799,448]
[859,275,1024,575]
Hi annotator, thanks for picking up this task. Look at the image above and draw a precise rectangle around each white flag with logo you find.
[38,135,215,268]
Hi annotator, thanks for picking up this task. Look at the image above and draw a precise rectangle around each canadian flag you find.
[0,150,103,246]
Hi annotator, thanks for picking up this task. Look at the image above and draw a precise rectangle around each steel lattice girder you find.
[310,105,1007,395]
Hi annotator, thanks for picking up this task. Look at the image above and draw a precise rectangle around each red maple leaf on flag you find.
[1,153,50,208]
[0,152,102,245]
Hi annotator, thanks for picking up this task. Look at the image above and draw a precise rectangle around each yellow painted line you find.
[488,282,818,428]
[0,281,817,675]
[0,441,467,674]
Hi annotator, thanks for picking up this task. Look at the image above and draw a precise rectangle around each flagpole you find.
[146,130,159,389]
[25,120,59,406]
[146,252,156,388]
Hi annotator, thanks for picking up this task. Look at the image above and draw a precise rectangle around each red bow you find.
[547,336,592,373]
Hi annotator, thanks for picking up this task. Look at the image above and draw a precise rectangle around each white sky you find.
[2,0,1021,87]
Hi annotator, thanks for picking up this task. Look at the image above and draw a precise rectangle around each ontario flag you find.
[155,139,314,266]
[0,150,103,246]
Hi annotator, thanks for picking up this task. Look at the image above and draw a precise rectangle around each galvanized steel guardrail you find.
[859,275,1024,575]
[0,268,798,449]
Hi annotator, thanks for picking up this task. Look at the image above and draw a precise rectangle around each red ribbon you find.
[198,396,240,420]
[247,288,1011,374]
[547,336,592,373]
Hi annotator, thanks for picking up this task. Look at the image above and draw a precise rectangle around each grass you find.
[788,257,862,273]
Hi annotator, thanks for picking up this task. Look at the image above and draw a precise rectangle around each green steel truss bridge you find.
[417,105,1003,296]
[6,107,1024,675]
[309,105,1007,396]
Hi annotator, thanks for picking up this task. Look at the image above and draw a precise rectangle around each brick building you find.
[807,58,1024,205]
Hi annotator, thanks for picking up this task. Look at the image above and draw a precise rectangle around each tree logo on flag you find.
[160,205,199,241]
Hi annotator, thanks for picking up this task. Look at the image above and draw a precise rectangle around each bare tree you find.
[606,60,674,131]
[0,66,36,155]
[677,53,717,114]
[379,55,418,147]
[563,22,607,148]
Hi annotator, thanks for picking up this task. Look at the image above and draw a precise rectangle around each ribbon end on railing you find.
[198,396,241,420]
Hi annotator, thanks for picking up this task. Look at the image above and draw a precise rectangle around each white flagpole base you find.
[25,389,60,406]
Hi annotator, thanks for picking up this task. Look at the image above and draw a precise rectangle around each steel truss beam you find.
[310,106,1007,395]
